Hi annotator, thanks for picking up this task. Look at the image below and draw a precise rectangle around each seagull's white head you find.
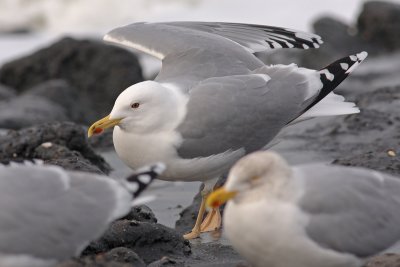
[206,151,292,208]
[88,81,185,136]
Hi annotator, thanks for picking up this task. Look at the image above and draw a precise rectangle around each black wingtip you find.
[124,163,165,198]
[308,51,368,108]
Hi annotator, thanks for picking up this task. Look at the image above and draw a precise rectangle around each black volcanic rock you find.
[83,220,191,264]
[57,247,145,267]
[102,247,146,267]
[0,80,84,129]
[0,94,67,129]
[358,1,400,53]
[121,205,158,223]
[0,37,143,123]
[0,122,110,173]
[27,80,85,122]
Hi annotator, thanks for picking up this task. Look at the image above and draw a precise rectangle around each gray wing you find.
[0,165,130,261]
[164,22,323,52]
[297,164,400,258]
[104,22,322,88]
[176,66,319,158]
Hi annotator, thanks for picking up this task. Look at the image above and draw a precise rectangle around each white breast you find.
[113,126,245,182]
[224,198,361,267]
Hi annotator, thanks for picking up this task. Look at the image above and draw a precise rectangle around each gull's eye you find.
[250,176,261,186]
[131,102,140,109]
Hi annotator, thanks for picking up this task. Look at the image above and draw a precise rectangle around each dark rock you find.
[0,80,85,129]
[0,84,16,100]
[0,122,110,173]
[121,205,158,223]
[0,37,144,123]
[358,1,400,53]
[34,143,105,173]
[57,253,134,267]
[0,94,67,129]
[27,80,85,123]
[147,256,183,267]
[313,16,374,54]
[294,16,377,69]
[102,247,146,267]
[83,220,191,264]
[267,1,400,71]
[364,253,400,267]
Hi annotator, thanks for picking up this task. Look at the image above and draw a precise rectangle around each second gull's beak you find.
[88,115,122,137]
[206,187,238,209]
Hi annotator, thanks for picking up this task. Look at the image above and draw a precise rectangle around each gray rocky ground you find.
[0,1,400,266]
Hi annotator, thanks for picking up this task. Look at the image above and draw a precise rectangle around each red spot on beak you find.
[94,128,103,134]
[212,201,221,208]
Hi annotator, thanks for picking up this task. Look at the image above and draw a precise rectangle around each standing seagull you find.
[207,151,400,267]
[88,22,367,239]
[0,162,164,267]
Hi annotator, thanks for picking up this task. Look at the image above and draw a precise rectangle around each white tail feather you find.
[292,92,359,123]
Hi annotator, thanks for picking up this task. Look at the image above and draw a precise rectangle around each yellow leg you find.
[200,207,221,232]
[183,186,223,240]
[183,193,207,240]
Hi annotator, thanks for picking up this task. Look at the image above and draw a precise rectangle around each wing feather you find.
[298,165,400,257]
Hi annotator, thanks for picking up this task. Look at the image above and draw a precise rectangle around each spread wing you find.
[104,22,323,88]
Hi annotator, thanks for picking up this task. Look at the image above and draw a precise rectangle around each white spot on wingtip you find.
[153,163,166,174]
[340,63,349,70]
[320,69,334,81]
[349,55,357,61]
[138,174,152,184]
[345,62,360,74]
[303,44,310,49]
[124,181,139,192]
[357,51,368,61]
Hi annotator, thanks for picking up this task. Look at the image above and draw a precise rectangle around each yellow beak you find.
[87,115,122,137]
[206,187,238,209]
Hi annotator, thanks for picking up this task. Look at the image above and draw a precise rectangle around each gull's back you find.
[296,164,400,259]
